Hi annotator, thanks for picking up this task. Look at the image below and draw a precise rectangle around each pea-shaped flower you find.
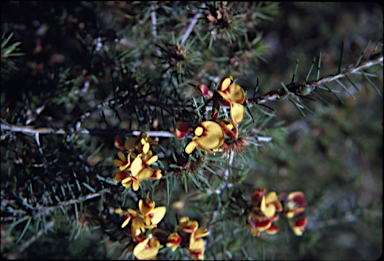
[185,121,225,154]
[215,76,246,124]
[133,237,162,260]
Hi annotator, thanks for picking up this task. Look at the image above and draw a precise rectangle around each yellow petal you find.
[195,121,224,150]
[185,141,198,154]
[131,157,143,176]
[264,203,276,218]
[142,142,150,155]
[117,151,126,161]
[195,227,209,238]
[265,192,278,204]
[150,206,166,225]
[219,77,233,92]
[137,167,154,180]
[151,169,162,179]
[125,137,137,151]
[190,237,204,251]
[230,103,245,124]
[132,181,141,191]
[139,199,155,216]
[115,208,126,214]
[216,89,232,101]
[218,118,238,139]
[121,177,133,188]
[118,156,131,171]
[260,196,266,212]
[132,216,145,229]
[121,216,131,228]
[133,238,159,260]
[113,159,122,167]
[228,82,245,103]
[147,155,158,165]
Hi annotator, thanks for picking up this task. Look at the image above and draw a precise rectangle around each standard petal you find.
[131,157,143,176]
[227,82,245,103]
[150,206,166,225]
[196,121,224,149]
[219,76,233,92]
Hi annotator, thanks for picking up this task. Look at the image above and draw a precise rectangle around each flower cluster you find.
[168,216,210,260]
[115,198,167,260]
[112,132,162,191]
[246,188,307,237]
[175,76,246,154]
[115,199,209,260]
[247,188,282,237]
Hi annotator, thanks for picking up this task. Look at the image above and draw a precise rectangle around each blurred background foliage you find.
[1,1,382,260]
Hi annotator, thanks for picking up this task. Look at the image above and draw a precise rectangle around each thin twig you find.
[18,219,55,253]
[33,189,110,218]
[34,132,54,178]
[181,12,201,45]
[251,55,383,104]
[151,2,162,56]
[216,151,234,194]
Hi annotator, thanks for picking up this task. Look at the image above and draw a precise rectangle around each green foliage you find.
[1,2,382,260]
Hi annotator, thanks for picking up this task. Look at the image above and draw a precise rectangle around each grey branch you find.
[181,12,201,45]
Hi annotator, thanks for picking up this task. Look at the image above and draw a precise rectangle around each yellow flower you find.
[184,121,225,154]
[138,198,167,229]
[133,237,162,260]
[288,216,308,236]
[246,212,280,237]
[115,199,166,233]
[112,151,132,171]
[177,216,199,233]
[215,76,246,124]
[175,217,209,260]
[247,188,283,237]
[115,208,141,229]
[166,232,182,251]
[130,150,162,181]
[125,132,154,154]
[189,248,205,260]
[190,227,209,250]
[281,191,307,218]
[121,174,142,191]
[252,189,283,218]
